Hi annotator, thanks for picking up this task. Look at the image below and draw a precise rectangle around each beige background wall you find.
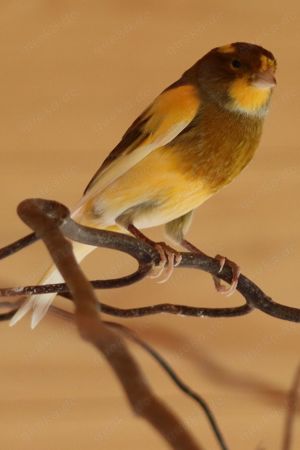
[1,0,300,448]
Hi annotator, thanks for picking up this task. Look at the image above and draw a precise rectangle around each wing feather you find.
[82,84,200,199]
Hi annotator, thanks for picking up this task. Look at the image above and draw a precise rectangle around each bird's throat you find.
[228,77,271,115]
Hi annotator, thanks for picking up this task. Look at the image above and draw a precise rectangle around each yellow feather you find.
[217,44,235,54]
[145,85,200,131]
[229,78,270,113]
[259,54,276,71]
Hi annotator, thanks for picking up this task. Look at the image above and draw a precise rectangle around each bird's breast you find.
[169,102,263,193]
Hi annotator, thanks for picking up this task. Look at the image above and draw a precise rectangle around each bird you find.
[10,42,277,329]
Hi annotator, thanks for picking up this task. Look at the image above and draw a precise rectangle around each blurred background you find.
[1,0,300,448]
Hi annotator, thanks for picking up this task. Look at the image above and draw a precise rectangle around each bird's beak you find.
[251,68,277,89]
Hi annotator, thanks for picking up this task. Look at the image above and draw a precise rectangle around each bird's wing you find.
[82,84,200,199]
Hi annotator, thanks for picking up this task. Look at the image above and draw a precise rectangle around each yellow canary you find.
[11,42,277,328]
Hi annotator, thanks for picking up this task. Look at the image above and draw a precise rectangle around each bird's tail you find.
[9,240,96,329]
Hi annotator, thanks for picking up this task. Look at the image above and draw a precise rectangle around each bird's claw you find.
[149,242,182,283]
[213,254,240,296]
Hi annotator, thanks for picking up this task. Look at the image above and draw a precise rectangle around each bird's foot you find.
[124,224,181,283]
[213,254,241,296]
[149,242,182,283]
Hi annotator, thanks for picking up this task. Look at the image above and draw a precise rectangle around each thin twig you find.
[0,232,38,259]
[281,364,300,450]
[0,286,252,318]
[108,321,229,450]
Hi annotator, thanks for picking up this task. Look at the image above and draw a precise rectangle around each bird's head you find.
[193,42,277,116]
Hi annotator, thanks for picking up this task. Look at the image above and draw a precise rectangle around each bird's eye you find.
[231,59,242,69]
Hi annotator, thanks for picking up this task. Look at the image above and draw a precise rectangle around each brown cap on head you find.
[217,42,276,65]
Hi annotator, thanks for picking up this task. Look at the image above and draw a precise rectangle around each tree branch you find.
[1,198,300,324]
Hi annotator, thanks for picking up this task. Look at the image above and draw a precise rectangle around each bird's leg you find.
[180,239,240,296]
[127,224,182,283]
[165,213,240,295]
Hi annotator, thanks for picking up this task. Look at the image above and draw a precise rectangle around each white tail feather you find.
[10,241,96,329]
